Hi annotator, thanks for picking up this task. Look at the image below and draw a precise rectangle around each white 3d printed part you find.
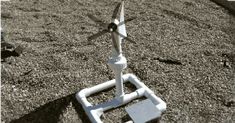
[125,99,161,123]
[76,73,166,123]
[76,1,166,123]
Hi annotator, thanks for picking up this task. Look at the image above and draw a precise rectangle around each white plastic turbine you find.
[77,2,167,123]
[87,1,136,44]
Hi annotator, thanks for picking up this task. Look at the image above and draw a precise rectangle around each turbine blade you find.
[112,3,121,19]
[87,14,106,26]
[88,30,108,41]
[111,33,120,54]
[120,1,125,23]
[115,31,135,44]
[118,17,137,26]
[119,1,127,39]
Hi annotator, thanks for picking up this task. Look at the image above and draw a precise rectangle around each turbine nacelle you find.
[108,19,119,32]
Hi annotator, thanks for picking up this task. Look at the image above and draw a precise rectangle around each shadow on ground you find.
[10,93,90,123]
[211,0,235,15]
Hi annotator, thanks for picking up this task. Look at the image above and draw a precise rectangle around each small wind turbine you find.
[76,1,166,123]
[87,1,136,97]
[87,1,136,56]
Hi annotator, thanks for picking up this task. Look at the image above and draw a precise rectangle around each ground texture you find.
[1,0,235,123]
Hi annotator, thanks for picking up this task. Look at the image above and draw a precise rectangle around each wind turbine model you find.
[76,1,166,123]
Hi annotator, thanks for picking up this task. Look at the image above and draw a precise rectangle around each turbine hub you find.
[108,22,117,32]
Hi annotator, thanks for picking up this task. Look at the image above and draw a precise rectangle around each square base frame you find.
[76,74,166,123]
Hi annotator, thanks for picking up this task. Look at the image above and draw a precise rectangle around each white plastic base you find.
[76,74,166,123]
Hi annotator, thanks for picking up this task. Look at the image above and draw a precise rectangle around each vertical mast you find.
[109,1,127,98]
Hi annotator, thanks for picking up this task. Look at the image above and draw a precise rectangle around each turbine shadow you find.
[10,93,90,123]
[1,50,19,60]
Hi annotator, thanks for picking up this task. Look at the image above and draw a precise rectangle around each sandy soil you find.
[1,0,235,123]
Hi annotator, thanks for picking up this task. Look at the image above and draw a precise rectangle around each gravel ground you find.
[1,0,235,123]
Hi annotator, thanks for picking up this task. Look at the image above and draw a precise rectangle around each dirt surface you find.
[1,0,235,123]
